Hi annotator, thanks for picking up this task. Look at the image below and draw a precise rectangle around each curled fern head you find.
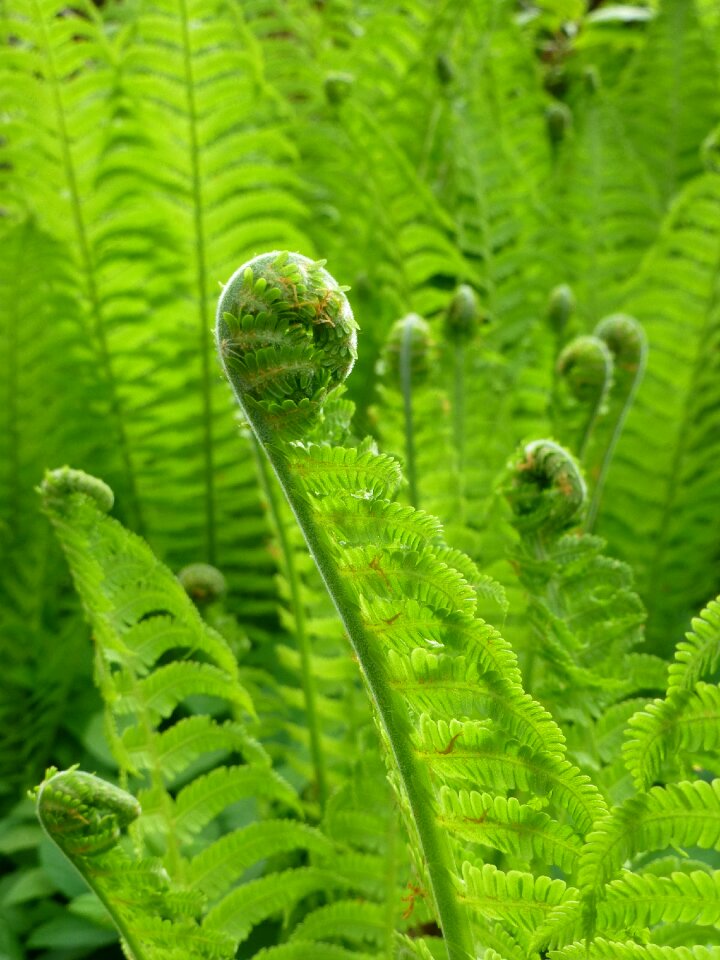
[546,102,572,145]
[40,466,114,513]
[35,768,140,858]
[382,313,433,383]
[594,313,646,374]
[216,252,357,437]
[324,72,354,105]
[444,284,482,343]
[546,284,575,335]
[701,125,720,173]
[504,439,586,532]
[178,563,227,604]
[435,52,455,86]
[557,335,613,403]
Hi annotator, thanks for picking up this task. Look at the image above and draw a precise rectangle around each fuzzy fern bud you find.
[557,335,613,404]
[40,466,114,513]
[178,563,227,604]
[34,768,140,858]
[382,313,433,384]
[546,102,572,145]
[545,283,575,336]
[216,251,357,439]
[435,53,454,86]
[702,126,720,173]
[324,72,354,105]
[594,313,645,375]
[444,284,482,344]
[504,439,586,533]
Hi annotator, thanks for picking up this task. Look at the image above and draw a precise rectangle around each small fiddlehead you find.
[34,768,235,960]
[505,439,586,540]
[381,313,433,507]
[178,562,227,605]
[443,284,483,504]
[545,284,575,341]
[41,465,114,514]
[555,335,614,460]
[35,767,140,859]
[586,314,647,530]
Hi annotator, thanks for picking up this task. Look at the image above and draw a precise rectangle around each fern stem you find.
[452,342,467,515]
[248,426,475,960]
[586,348,647,533]
[66,858,149,960]
[400,318,419,508]
[250,434,328,812]
[178,0,216,563]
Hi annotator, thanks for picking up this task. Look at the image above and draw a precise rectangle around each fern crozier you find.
[40,466,114,513]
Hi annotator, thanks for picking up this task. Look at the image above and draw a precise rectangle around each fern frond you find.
[189,820,333,900]
[34,768,236,960]
[172,766,298,838]
[599,869,720,930]
[437,788,582,874]
[598,173,720,651]
[669,598,720,694]
[578,779,720,901]
[216,253,620,958]
[204,867,350,943]
[612,0,719,204]
[624,593,720,789]
[553,941,720,960]
[460,862,576,933]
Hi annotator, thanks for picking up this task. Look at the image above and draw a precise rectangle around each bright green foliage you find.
[3,1,720,958]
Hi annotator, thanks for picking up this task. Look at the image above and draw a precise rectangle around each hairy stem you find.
[400,318,419,508]
[245,415,474,960]
[251,434,328,812]
[586,351,647,532]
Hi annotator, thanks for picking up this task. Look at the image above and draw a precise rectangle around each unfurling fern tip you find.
[216,251,358,439]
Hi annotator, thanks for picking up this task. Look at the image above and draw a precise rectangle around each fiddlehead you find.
[504,440,657,773]
[177,562,227,605]
[35,767,140,859]
[41,465,114,514]
[505,439,586,538]
[33,768,236,960]
[546,284,575,340]
[586,314,647,530]
[380,313,433,508]
[216,251,358,441]
[555,335,614,460]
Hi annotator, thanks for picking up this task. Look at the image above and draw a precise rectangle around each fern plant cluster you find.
[1,1,720,959]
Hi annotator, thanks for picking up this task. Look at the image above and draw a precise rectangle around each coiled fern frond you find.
[217,252,610,960]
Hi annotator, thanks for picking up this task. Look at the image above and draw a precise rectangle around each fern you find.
[217,250,616,959]
[598,171,720,652]
[624,594,720,790]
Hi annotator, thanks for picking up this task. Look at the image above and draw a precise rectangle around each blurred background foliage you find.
[1,0,720,956]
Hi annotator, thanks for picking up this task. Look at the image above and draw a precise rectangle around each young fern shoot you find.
[216,252,607,960]
[217,251,475,960]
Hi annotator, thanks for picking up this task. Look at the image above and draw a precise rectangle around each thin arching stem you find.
[586,349,647,532]
[250,433,328,813]
[242,412,475,960]
[400,319,419,508]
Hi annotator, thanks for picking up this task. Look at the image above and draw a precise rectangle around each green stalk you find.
[242,412,475,960]
[586,349,647,532]
[400,318,419,508]
[250,434,328,812]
